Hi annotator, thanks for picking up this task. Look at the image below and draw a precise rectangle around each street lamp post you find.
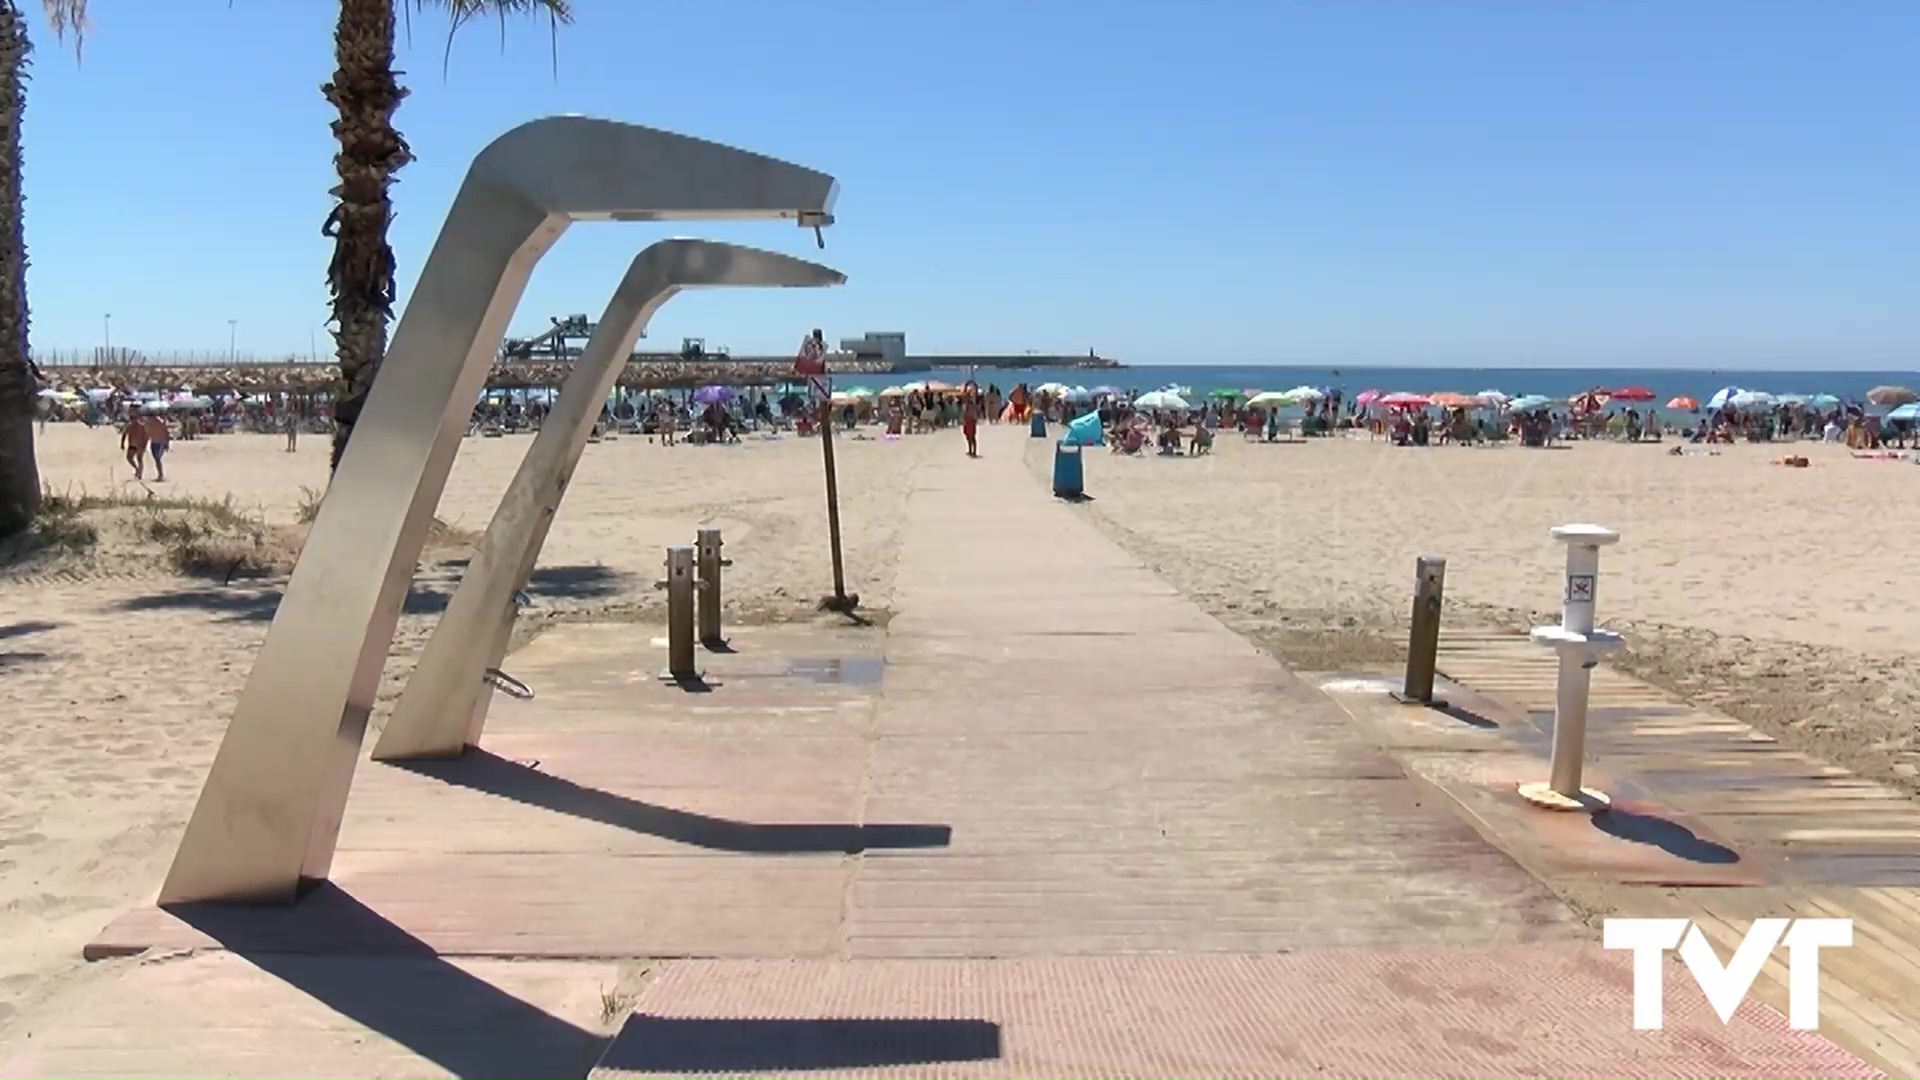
[103,313,111,361]
[228,319,238,364]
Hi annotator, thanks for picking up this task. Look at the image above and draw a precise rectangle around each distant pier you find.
[897,353,1122,372]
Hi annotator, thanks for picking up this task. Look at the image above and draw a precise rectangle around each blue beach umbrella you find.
[1888,403,1920,423]
[1705,386,1743,411]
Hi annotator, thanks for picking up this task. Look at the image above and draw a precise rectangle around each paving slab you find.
[588,950,1882,1079]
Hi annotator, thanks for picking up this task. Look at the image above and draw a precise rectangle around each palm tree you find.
[0,0,84,539]
[323,0,571,473]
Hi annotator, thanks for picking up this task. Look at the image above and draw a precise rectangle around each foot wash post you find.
[1519,524,1623,812]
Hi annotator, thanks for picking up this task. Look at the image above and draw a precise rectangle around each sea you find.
[875,364,1916,417]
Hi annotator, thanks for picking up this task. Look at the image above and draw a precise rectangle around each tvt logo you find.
[1603,917,1851,1030]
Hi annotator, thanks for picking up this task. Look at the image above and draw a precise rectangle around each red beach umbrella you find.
[1610,386,1656,402]
[1379,392,1431,409]
[1666,396,1699,411]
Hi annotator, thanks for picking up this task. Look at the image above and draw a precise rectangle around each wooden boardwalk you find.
[1317,627,1920,1077]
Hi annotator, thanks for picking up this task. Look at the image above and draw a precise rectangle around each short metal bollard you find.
[1519,524,1624,812]
[656,546,700,682]
[1390,556,1447,705]
[695,527,733,648]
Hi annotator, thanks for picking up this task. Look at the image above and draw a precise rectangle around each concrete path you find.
[6,427,1885,1077]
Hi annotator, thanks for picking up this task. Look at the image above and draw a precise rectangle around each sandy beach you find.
[3,418,1918,1034]
[1023,430,1920,786]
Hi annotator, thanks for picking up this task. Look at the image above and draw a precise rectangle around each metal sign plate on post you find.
[809,374,832,404]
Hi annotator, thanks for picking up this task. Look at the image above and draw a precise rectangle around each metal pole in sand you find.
[817,354,856,613]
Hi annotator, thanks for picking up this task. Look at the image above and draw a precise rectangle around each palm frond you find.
[37,0,89,59]
[412,0,573,78]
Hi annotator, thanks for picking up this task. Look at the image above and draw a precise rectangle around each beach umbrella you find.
[877,386,908,398]
[693,385,734,405]
[1135,390,1190,410]
[1208,388,1241,400]
[1774,393,1811,407]
[1476,389,1510,404]
[1285,385,1326,401]
[1810,393,1840,408]
[1867,386,1915,406]
[1090,385,1123,398]
[1429,392,1484,409]
[1705,386,1743,411]
[1666,396,1700,411]
[1245,390,1293,408]
[1728,390,1775,409]
[1034,382,1070,396]
[1065,385,1092,402]
[1378,392,1431,409]
[1354,389,1384,407]
[843,386,875,398]
[1886,403,1920,423]
[1609,386,1656,402]
[1507,394,1555,412]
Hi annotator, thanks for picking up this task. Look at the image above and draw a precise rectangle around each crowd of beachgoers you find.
[34,377,1920,478]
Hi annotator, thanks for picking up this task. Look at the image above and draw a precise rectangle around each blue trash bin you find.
[1029,412,1046,438]
[1052,440,1084,498]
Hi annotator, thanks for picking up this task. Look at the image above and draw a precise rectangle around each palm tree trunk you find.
[0,1,40,537]
[321,0,412,473]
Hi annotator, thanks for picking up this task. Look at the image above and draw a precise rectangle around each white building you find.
[840,331,907,364]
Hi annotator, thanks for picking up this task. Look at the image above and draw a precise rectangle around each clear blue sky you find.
[23,0,1919,368]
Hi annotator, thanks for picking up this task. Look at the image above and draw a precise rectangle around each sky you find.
[22,0,1919,369]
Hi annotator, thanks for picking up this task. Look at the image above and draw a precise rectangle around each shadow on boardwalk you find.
[390,749,953,855]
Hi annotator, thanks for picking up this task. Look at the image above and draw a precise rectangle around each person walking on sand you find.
[144,409,173,482]
[121,404,150,479]
[283,402,300,452]
[962,393,980,458]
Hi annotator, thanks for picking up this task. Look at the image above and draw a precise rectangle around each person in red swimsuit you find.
[962,394,980,458]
